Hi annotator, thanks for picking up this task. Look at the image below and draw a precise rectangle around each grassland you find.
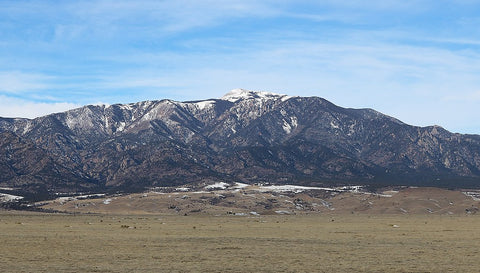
[38,186,480,216]
[1,211,479,272]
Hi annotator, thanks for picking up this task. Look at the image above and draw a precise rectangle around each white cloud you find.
[95,73,172,90]
[121,39,480,133]
[1,1,479,133]
[0,96,79,119]
[442,91,480,102]
[53,0,281,37]
[0,71,53,93]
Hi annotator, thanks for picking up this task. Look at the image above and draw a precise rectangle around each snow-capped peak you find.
[221,88,289,102]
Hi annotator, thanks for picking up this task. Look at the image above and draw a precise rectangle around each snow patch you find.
[205,182,230,190]
[283,120,292,134]
[57,196,76,203]
[282,116,298,134]
[77,194,106,199]
[117,121,126,132]
[120,103,134,111]
[0,193,24,202]
[463,191,480,201]
[291,116,298,128]
[259,185,338,193]
[338,185,363,192]
[221,88,286,102]
[194,100,215,110]
[103,198,112,205]
[275,210,292,215]
[232,182,249,192]
[348,123,356,136]
[258,184,369,195]
[233,182,249,189]
[22,122,32,134]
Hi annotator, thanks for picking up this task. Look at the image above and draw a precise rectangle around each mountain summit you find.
[221,88,292,102]
[1,89,479,200]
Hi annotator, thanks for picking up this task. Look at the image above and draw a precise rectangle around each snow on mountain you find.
[0,88,480,201]
[192,100,216,110]
[221,88,292,102]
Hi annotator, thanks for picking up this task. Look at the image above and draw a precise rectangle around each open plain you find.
[1,211,480,273]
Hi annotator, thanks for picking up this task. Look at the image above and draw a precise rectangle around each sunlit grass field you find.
[1,212,479,272]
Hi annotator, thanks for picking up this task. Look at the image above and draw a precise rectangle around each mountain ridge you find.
[1,89,479,200]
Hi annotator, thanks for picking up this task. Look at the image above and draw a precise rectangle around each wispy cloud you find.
[0,71,54,93]
[0,0,479,133]
[0,95,80,119]
[3,0,280,41]
[443,91,480,102]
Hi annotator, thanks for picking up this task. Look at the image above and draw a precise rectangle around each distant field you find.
[37,186,480,216]
[1,212,479,272]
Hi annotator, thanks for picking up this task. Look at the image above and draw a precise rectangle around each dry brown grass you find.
[0,211,479,272]
[38,187,480,216]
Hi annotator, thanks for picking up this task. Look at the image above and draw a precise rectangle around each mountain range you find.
[1,89,479,200]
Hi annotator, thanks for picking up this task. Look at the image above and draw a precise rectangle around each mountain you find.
[1,89,479,200]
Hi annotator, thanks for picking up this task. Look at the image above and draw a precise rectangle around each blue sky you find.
[1,0,479,134]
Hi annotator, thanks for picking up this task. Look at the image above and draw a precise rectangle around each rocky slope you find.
[1,89,479,200]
